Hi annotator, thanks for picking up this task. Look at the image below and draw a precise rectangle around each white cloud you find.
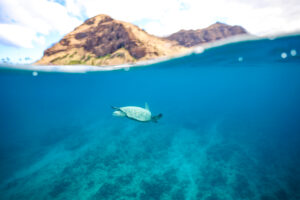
[0,0,300,48]
[75,0,300,36]
[0,24,38,48]
[65,0,86,18]
[0,0,81,48]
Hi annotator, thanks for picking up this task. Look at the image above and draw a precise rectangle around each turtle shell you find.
[120,106,152,122]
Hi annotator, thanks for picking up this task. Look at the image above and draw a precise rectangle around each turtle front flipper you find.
[145,102,150,111]
[111,106,120,110]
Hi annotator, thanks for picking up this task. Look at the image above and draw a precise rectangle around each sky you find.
[0,0,300,63]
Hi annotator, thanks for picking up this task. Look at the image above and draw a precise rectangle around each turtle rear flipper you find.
[152,113,163,123]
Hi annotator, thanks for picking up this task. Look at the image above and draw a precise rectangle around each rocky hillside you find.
[36,15,188,66]
[36,16,248,66]
[166,22,247,47]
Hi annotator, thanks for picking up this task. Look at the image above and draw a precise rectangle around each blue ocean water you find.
[0,35,300,200]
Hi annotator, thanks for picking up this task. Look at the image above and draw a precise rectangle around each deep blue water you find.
[0,35,300,200]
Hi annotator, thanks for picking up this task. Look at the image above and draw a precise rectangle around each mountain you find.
[165,22,248,47]
[36,14,188,66]
[36,15,248,66]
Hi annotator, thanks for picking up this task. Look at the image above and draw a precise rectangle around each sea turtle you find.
[112,103,162,123]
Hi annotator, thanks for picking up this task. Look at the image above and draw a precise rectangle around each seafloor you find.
[0,119,298,200]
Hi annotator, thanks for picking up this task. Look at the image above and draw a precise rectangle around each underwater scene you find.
[0,35,300,200]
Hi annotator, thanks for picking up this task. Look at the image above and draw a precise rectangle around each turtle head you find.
[151,113,163,123]
[113,110,126,117]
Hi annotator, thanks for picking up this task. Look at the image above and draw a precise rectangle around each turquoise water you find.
[0,35,300,200]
